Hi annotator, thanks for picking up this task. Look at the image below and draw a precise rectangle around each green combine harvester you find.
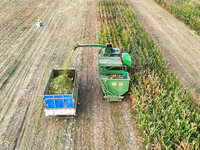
[74,43,132,101]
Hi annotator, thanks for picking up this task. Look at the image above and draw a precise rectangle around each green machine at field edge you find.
[74,44,131,101]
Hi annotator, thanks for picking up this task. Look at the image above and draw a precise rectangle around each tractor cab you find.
[103,48,121,56]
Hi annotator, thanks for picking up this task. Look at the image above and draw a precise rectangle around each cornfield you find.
[154,0,200,35]
[98,0,200,149]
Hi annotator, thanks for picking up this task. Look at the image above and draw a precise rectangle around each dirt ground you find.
[0,0,142,149]
[127,0,200,99]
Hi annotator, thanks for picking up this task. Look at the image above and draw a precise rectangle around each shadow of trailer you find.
[43,69,78,117]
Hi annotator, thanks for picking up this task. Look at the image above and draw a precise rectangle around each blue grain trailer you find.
[43,69,78,116]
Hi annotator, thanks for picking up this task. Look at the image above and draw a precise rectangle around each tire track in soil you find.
[73,0,143,149]
[0,0,52,84]
[0,0,68,149]
[0,0,60,126]
[0,1,51,93]
[8,17,65,150]
[0,0,59,97]
[0,0,29,22]
[72,1,94,148]
[13,0,88,149]
[0,0,41,46]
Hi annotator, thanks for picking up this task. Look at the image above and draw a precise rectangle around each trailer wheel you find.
[102,92,104,99]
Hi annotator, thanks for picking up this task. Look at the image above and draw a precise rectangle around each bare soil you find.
[127,0,200,99]
[0,0,142,149]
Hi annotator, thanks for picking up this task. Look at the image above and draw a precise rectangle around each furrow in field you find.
[0,0,57,87]
[11,0,87,149]
[0,1,38,42]
[0,0,53,85]
[0,1,64,148]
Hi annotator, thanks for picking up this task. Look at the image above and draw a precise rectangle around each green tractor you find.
[74,43,132,101]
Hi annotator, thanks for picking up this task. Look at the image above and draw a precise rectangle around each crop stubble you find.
[0,0,142,149]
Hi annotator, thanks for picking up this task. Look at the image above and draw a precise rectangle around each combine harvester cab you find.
[43,69,78,117]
